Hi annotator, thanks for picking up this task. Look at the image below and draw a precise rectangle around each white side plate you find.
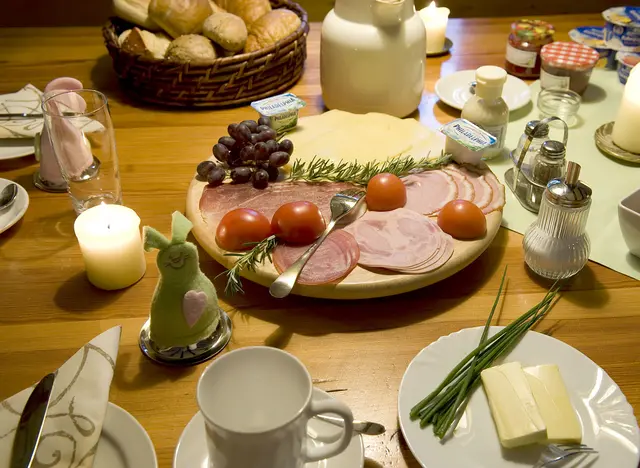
[0,178,29,235]
[0,140,34,161]
[398,326,640,468]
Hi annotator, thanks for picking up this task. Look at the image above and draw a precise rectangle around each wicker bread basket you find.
[102,0,309,108]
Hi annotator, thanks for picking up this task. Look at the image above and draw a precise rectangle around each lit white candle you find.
[612,63,640,154]
[74,204,146,290]
[420,1,450,54]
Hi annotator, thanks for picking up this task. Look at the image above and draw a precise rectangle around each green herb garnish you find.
[288,152,452,185]
[410,273,560,439]
[217,235,279,295]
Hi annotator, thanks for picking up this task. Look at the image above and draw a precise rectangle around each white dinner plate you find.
[94,402,158,468]
[398,326,640,468]
[0,139,34,160]
[0,178,29,235]
[173,388,364,468]
[435,70,532,111]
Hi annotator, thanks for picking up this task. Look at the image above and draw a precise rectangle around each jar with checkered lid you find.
[540,41,600,95]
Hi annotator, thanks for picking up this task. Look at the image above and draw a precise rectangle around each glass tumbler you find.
[42,89,122,214]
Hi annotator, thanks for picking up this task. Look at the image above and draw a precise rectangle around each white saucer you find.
[0,139,34,161]
[435,70,532,112]
[173,388,364,468]
[95,402,158,468]
[0,178,29,235]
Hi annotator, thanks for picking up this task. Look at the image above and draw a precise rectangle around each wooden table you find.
[1,14,638,468]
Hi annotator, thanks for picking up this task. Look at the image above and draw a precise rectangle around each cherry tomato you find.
[271,201,326,244]
[437,200,486,240]
[216,208,271,251]
[366,173,407,211]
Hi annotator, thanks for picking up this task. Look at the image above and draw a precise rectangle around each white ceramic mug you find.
[197,346,354,468]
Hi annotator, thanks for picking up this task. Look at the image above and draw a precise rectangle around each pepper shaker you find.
[523,161,592,280]
[528,140,567,208]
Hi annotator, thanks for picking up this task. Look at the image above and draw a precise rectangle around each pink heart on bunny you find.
[183,290,208,328]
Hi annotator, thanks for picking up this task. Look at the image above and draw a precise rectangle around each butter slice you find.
[524,365,582,444]
[481,362,547,448]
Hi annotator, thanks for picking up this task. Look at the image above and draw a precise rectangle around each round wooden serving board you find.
[185,111,502,300]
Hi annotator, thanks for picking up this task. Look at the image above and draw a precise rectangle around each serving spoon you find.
[0,183,18,211]
[269,189,367,298]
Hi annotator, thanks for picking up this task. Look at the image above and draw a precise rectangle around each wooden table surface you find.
[1,14,638,468]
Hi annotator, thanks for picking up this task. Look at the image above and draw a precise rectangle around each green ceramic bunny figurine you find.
[143,211,221,348]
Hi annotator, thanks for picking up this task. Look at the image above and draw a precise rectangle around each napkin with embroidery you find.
[0,84,44,139]
[0,326,121,468]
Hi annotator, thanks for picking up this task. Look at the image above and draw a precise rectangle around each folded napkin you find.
[0,85,44,139]
[0,326,121,468]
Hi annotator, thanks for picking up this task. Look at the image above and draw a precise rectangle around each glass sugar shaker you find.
[523,161,592,280]
[528,140,567,208]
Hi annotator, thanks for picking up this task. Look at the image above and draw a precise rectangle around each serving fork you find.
[533,443,598,467]
[269,188,367,298]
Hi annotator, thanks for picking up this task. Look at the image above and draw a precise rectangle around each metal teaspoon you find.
[269,189,367,298]
[0,183,18,210]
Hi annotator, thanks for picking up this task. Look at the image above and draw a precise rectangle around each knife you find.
[315,414,386,436]
[10,373,56,468]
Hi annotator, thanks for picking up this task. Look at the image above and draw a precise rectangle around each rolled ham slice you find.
[447,165,493,210]
[443,168,474,202]
[478,168,506,214]
[272,230,360,285]
[403,170,458,215]
[345,208,453,273]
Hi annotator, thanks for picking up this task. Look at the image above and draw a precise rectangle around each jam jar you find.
[506,19,555,78]
[540,42,599,95]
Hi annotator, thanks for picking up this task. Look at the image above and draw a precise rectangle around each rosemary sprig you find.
[410,278,561,439]
[216,235,279,295]
[288,152,452,185]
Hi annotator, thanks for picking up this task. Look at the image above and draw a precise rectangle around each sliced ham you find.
[394,233,454,274]
[443,168,474,202]
[447,165,493,210]
[478,168,506,214]
[272,230,360,285]
[344,208,453,273]
[403,170,458,215]
[199,181,354,227]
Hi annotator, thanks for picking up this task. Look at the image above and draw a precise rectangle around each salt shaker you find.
[528,140,567,208]
[511,119,550,168]
[523,161,592,280]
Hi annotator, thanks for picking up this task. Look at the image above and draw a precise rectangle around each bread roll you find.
[149,0,213,38]
[208,0,226,13]
[216,0,271,25]
[166,34,217,63]
[113,0,161,30]
[203,12,247,53]
[120,27,171,60]
[245,9,300,52]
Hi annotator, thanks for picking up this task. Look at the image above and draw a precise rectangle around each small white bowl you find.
[619,187,640,258]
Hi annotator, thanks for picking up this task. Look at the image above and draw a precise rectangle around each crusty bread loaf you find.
[148,0,213,38]
[113,0,160,30]
[215,0,271,25]
[119,27,171,60]
[203,12,247,53]
[245,9,300,52]
[166,34,217,62]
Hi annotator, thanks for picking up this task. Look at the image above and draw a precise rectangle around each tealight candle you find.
[612,63,640,154]
[74,204,146,290]
[420,1,450,54]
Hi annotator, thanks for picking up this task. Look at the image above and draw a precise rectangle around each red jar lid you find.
[511,19,555,41]
[541,42,600,70]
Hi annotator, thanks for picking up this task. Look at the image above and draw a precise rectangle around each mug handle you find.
[303,399,354,463]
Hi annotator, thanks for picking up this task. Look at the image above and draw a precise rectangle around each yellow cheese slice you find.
[524,365,582,444]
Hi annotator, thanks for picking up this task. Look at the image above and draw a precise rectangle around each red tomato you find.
[216,208,271,251]
[437,200,486,240]
[366,173,407,211]
[271,201,326,244]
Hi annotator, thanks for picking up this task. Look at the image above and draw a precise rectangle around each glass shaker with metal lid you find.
[511,119,550,168]
[528,140,567,208]
[523,161,592,280]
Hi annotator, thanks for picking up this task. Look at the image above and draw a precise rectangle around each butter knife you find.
[316,414,386,436]
[10,373,56,468]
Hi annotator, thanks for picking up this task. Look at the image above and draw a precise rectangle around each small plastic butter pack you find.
[251,93,306,135]
[440,118,497,165]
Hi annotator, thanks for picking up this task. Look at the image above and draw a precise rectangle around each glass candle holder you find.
[42,89,122,214]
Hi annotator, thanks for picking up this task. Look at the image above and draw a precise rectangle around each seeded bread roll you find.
[149,0,213,38]
[203,12,247,53]
[166,34,217,63]
[245,9,300,53]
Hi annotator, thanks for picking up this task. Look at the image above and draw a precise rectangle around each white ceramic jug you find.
[321,0,426,117]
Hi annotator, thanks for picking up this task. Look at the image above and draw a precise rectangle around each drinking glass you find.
[42,89,122,213]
